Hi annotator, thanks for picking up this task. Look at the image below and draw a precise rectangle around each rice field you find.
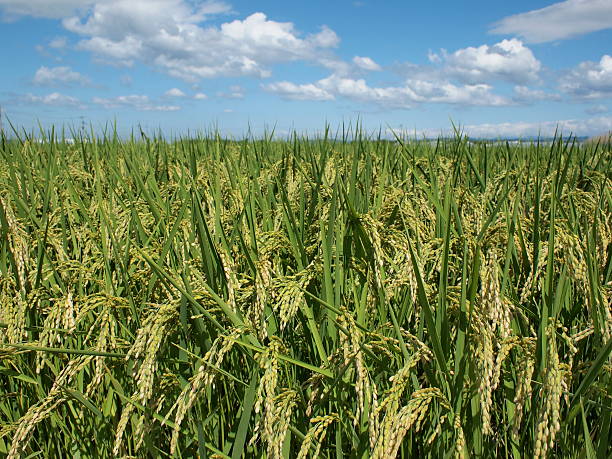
[0,126,611,458]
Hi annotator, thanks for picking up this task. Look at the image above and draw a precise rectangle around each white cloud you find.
[513,85,561,102]
[396,40,540,87]
[353,56,381,71]
[0,0,233,20]
[4,1,359,85]
[0,0,95,19]
[72,35,142,66]
[318,58,352,76]
[59,2,338,81]
[403,79,509,106]
[318,56,384,77]
[266,74,510,107]
[437,39,541,84]
[391,116,612,139]
[164,87,186,98]
[466,117,612,138]
[427,50,441,64]
[22,92,83,107]
[92,94,181,111]
[217,85,245,99]
[316,75,415,106]
[307,25,340,48]
[93,94,146,108]
[560,55,612,98]
[33,66,91,87]
[194,92,208,100]
[490,0,612,43]
[264,81,334,101]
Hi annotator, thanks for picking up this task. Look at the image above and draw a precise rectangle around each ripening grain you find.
[0,127,610,457]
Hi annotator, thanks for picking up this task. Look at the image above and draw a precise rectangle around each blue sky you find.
[0,0,611,138]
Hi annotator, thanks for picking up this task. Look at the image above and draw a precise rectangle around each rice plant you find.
[0,124,610,457]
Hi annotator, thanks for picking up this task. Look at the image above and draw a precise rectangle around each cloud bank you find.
[491,0,612,43]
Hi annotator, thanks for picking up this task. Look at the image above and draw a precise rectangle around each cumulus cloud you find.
[22,92,83,107]
[92,94,181,111]
[560,54,612,98]
[317,58,352,76]
[352,56,381,71]
[33,66,91,87]
[2,1,555,113]
[0,0,95,19]
[58,1,338,81]
[194,92,208,100]
[435,39,541,84]
[403,79,510,106]
[264,81,334,101]
[164,87,186,98]
[265,74,510,107]
[317,56,384,77]
[394,39,541,87]
[490,0,612,43]
[391,116,612,139]
[427,50,441,64]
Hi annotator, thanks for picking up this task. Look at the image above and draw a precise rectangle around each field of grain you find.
[0,127,611,458]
